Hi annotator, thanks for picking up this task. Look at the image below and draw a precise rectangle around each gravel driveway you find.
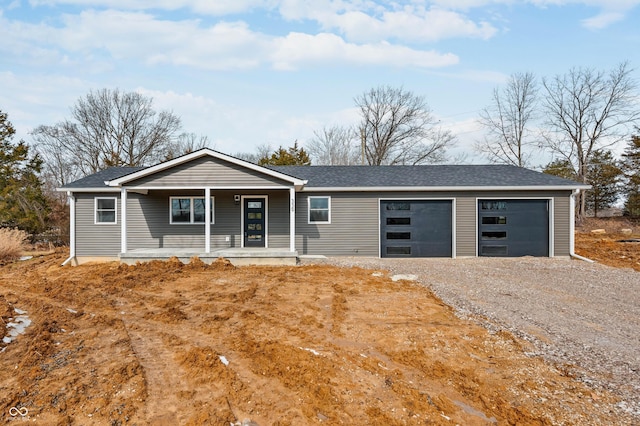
[305,256,640,419]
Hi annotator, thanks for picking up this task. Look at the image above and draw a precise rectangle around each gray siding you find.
[455,197,477,257]
[295,190,574,257]
[75,193,121,256]
[126,189,290,250]
[296,193,379,256]
[267,191,291,249]
[125,156,291,187]
[553,196,571,256]
[75,187,574,258]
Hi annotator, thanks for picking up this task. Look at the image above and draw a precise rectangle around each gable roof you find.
[269,164,589,191]
[105,148,307,188]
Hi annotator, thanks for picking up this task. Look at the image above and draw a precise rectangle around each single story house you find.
[58,148,590,265]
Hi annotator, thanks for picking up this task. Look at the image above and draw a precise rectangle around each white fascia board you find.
[301,185,591,192]
[56,187,121,193]
[122,185,293,191]
[105,148,307,187]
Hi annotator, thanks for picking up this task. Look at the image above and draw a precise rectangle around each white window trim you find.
[308,196,331,224]
[94,197,117,225]
[169,196,215,225]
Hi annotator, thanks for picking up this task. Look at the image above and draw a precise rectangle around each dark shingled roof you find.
[269,164,583,188]
[60,167,145,189]
[61,163,584,189]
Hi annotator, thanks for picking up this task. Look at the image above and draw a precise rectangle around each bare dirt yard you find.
[0,221,638,425]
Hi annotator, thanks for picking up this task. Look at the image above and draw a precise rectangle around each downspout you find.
[61,191,76,266]
[569,188,594,263]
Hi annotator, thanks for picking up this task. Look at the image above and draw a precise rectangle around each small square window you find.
[309,196,331,224]
[95,197,117,224]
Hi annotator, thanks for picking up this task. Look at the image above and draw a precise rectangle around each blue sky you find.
[1,0,639,166]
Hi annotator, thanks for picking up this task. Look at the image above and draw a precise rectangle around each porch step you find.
[119,248,298,266]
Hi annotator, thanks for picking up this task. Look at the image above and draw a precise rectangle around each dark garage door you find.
[380,200,452,258]
[478,199,549,257]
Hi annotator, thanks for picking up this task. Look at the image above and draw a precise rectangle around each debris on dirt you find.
[1,251,636,425]
[575,219,640,271]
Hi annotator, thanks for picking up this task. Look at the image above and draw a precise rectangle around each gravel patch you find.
[303,256,640,420]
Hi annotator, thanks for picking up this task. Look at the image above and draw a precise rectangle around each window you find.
[386,232,411,240]
[170,197,214,224]
[481,216,507,225]
[385,202,410,211]
[481,231,507,240]
[387,246,411,255]
[480,201,507,211]
[308,196,330,223]
[95,197,117,224]
[481,246,508,256]
[386,217,410,225]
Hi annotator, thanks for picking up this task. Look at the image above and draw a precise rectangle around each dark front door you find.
[244,198,266,248]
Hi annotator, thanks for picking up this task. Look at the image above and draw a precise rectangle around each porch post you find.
[289,187,296,252]
[205,187,211,253]
[120,188,127,254]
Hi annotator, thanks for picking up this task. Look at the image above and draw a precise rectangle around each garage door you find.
[478,199,549,257]
[380,200,452,258]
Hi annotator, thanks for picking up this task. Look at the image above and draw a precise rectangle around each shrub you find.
[0,228,28,262]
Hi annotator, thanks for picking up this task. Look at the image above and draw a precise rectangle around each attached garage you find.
[380,200,453,258]
[478,199,550,257]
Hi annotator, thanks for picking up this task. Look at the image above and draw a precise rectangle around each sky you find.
[1,0,639,167]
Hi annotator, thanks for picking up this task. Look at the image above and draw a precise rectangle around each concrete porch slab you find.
[119,247,298,266]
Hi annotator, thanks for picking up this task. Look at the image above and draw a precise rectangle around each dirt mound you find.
[575,218,640,271]
[0,252,634,424]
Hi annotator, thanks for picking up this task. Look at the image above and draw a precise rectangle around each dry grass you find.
[577,217,639,234]
[0,228,28,261]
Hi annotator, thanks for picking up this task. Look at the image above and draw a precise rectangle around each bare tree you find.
[234,143,272,164]
[32,88,182,185]
[541,62,640,220]
[165,132,212,160]
[355,85,454,165]
[476,72,538,167]
[306,125,360,165]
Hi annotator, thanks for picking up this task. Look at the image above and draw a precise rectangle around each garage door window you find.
[481,246,507,255]
[385,202,410,210]
[481,216,507,225]
[387,232,411,239]
[482,231,507,240]
[480,201,507,210]
[387,246,411,255]
[309,196,330,223]
[386,217,410,225]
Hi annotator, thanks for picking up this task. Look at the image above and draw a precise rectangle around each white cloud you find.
[581,11,626,28]
[270,32,458,70]
[319,6,497,43]
[27,0,269,15]
[0,9,458,71]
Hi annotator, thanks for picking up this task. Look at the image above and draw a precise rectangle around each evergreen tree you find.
[621,133,640,217]
[585,150,622,217]
[0,110,50,234]
[542,159,577,180]
[258,142,311,166]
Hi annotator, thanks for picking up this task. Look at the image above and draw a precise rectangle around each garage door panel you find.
[478,199,549,257]
[381,200,452,258]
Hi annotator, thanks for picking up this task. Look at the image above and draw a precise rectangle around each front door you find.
[244,198,266,248]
